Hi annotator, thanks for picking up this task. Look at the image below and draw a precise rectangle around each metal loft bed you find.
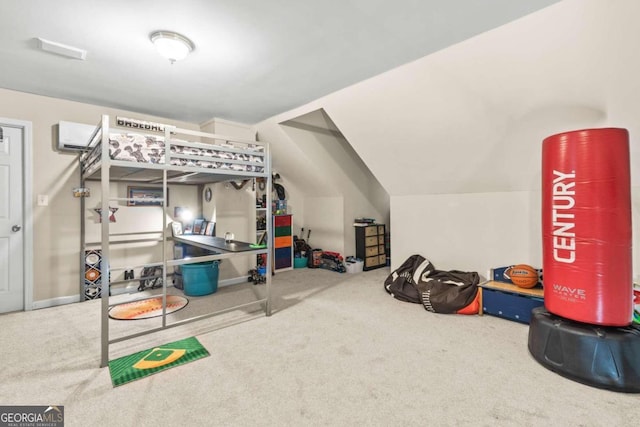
[79,115,272,367]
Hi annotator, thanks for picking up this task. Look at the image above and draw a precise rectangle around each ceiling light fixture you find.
[150,31,195,64]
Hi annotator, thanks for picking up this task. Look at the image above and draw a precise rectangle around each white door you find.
[0,124,24,313]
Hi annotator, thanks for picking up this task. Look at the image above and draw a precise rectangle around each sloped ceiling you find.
[260,0,639,196]
[0,0,558,124]
[280,109,385,199]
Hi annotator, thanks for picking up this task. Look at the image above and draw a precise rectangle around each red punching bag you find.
[542,128,632,326]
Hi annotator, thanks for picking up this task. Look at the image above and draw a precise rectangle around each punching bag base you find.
[528,307,640,393]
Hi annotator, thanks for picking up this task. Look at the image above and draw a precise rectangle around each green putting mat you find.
[109,336,209,387]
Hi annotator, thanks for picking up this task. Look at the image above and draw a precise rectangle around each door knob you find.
[11,225,21,232]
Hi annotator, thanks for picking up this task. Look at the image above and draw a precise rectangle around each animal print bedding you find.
[108,133,265,172]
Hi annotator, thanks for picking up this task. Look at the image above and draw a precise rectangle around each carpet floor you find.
[0,268,637,426]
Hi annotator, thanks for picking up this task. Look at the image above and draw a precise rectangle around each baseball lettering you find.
[117,116,166,133]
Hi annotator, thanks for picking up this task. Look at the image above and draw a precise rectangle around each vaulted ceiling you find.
[256,0,640,197]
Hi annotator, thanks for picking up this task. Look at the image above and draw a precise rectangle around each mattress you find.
[108,133,265,172]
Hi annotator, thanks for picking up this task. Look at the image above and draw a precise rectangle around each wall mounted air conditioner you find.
[56,121,97,151]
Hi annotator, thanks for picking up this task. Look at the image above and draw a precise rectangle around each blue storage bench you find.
[480,280,544,324]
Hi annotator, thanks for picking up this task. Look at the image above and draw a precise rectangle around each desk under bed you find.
[79,115,273,367]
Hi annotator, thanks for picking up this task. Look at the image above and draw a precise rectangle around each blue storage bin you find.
[294,257,308,268]
[181,261,219,296]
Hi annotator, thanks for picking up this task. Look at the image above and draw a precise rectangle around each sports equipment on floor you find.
[507,264,538,289]
[528,307,640,392]
[542,127,632,326]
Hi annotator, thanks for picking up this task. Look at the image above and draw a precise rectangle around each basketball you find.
[508,264,539,288]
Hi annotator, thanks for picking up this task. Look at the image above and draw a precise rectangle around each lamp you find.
[150,31,195,64]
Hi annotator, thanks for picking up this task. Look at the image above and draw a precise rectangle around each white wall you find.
[394,187,640,282]
[303,197,343,253]
[6,0,640,306]
[0,87,276,306]
[200,118,258,280]
[202,117,257,141]
[0,88,200,304]
[255,0,639,281]
[280,120,388,255]
[82,182,199,290]
[392,191,541,277]
[255,109,390,260]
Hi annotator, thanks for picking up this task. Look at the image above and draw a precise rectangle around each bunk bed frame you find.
[79,115,272,367]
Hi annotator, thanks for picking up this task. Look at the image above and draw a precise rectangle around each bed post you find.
[265,142,272,316]
[100,114,110,368]
[79,151,86,305]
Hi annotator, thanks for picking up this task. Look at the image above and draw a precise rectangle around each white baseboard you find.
[31,276,251,309]
[32,294,81,310]
[219,276,250,288]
